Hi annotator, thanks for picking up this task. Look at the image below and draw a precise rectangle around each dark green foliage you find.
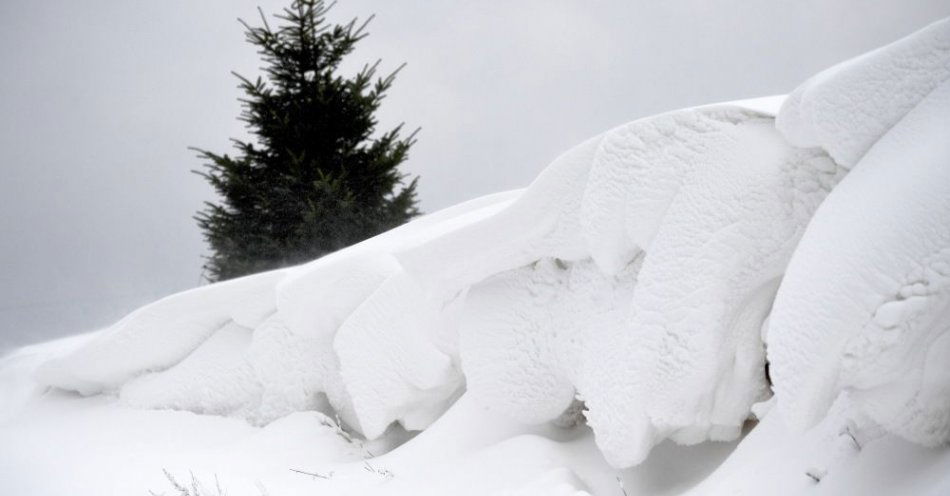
[194,0,419,282]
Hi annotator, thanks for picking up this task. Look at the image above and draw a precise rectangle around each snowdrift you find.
[27,15,950,490]
[769,20,950,444]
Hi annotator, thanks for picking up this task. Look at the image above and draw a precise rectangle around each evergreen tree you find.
[193,0,419,282]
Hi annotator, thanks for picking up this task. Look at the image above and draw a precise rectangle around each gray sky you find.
[2,0,948,351]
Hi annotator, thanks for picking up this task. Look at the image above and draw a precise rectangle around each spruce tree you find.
[193,0,419,282]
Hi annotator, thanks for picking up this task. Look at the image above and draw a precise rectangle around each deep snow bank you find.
[769,27,950,445]
[437,106,843,466]
[32,17,950,479]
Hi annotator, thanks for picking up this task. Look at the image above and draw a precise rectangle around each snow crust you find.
[26,16,950,485]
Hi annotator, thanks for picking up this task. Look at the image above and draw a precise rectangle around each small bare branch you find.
[290,468,334,479]
[805,467,826,483]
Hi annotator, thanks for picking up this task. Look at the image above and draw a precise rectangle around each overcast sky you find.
[2,0,948,351]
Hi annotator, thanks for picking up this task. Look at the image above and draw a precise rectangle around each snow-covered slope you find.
[4,16,950,496]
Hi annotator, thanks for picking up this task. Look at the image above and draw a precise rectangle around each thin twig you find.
[290,468,333,479]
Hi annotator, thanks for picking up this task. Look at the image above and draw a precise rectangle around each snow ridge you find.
[769,77,950,446]
[776,17,950,167]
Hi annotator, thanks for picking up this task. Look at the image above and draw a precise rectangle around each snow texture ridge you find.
[776,17,950,167]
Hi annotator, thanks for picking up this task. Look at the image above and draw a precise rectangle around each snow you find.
[5,16,950,496]
[441,105,842,467]
[34,190,517,435]
[776,17,950,167]
[768,77,950,444]
[685,395,950,496]
[396,134,602,299]
[121,320,259,416]
[254,189,519,432]
[35,268,288,395]
[460,257,642,425]
[335,270,462,438]
[0,341,736,496]
[580,106,843,466]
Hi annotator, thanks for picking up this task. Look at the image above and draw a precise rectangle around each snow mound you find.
[34,105,845,468]
[36,269,287,395]
[776,18,950,167]
[768,78,950,445]
[686,394,950,496]
[571,109,839,466]
[121,321,259,416]
[30,17,950,476]
[36,191,518,437]
[396,135,602,299]
[335,270,463,438]
[421,105,840,466]
[460,257,642,425]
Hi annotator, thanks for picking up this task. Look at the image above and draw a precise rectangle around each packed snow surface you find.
[4,16,950,496]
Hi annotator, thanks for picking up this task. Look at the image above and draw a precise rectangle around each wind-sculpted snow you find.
[334,270,464,438]
[36,269,288,395]
[460,257,642,425]
[444,107,843,467]
[35,105,845,468]
[396,135,602,299]
[30,18,950,475]
[584,111,844,466]
[777,18,950,168]
[121,321,259,416]
[36,191,518,435]
[769,78,950,446]
[246,191,518,431]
